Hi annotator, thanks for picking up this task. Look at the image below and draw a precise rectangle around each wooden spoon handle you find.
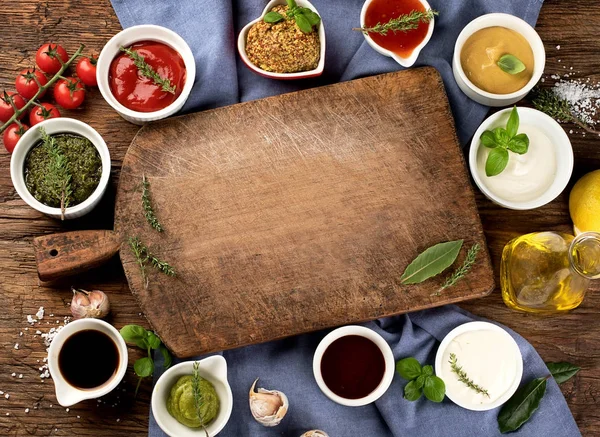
[33,230,122,281]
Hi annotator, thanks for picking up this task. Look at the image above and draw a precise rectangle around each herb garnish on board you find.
[353,9,438,36]
[128,236,176,289]
[263,0,321,34]
[120,46,176,94]
[142,174,163,232]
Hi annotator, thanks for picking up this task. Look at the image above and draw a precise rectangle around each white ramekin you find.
[469,107,573,210]
[359,0,434,67]
[435,321,523,411]
[453,13,545,106]
[97,24,196,124]
[152,356,233,437]
[238,0,326,80]
[313,325,395,407]
[48,319,128,407]
[10,118,111,220]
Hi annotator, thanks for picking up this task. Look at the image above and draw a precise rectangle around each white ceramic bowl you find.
[313,325,395,407]
[48,319,128,407]
[469,107,573,210]
[453,13,545,106]
[359,0,434,67]
[10,118,111,220]
[97,24,195,124]
[435,321,523,411]
[237,0,326,80]
[152,356,233,437]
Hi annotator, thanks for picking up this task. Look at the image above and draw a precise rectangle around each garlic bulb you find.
[70,289,110,320]
[300,431,329,437]
[249,378,289,427]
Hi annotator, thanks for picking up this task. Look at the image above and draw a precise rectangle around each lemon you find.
[569,170,600,235]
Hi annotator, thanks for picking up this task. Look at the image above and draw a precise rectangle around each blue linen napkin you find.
[110,0,544,146]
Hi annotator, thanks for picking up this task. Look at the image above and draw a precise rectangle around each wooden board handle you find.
[33,230,122,281]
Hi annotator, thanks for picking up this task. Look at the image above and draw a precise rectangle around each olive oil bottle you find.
[501,232,600,313]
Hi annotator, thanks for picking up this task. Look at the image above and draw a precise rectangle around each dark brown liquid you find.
[320,335,386,399]
[58,329,119,389]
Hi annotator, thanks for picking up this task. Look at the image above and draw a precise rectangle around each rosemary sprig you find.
[353,9,437,36]
[0,45,85,134]
[128,236,176,289]
[433,243,480,296]
[39,127,72,220]
[142,175,163,232]
[192,362,209,437]
[449,353,490,398]
[532,88,598,135]
[120,46,176,94]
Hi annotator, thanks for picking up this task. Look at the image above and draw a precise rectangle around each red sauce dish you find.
[109,41,186,113]
[364,0,430,58]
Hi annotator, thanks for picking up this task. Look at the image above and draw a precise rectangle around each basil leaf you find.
[264,11,284,23]
[498,376,548,434]
[506,106,519,138]
[497,54,526,75]
[134,357,154,378]
[480,130,497,148]
[301,8,321,26]
[493,127,510,147]
[414,375,426,389]
[485,147,509,177]
[400,240,463,284]
[423,375,445,403]
[295,13,312,33]
[422,365,433,376]
[546,362,580,384]
[404,380,422,401]
[508,134,529,154]
[120,325,147,344]
[146,332,161,350]
[396,357,422,380]
[160,345,173,369]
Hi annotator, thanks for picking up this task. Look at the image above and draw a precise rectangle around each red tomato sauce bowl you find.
[96,25,195,124]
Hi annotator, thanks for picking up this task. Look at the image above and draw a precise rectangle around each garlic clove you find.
[300,431,329,437]
[70,289,110,320]
[249,378,289,427]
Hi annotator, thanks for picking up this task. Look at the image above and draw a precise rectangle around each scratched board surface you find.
[115,68,494,357]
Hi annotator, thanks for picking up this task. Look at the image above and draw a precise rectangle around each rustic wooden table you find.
[0,0,598,435]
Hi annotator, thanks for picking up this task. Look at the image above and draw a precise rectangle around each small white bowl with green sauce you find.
[10,118,111,220]
[151,356,233,437]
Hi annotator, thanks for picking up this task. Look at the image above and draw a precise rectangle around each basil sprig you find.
[263,0,321,33]
[480,106,530,177]
[396,357,446,402]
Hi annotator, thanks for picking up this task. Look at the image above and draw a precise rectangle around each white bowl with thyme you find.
[435,321,523,411]
[469,107,573,210]
[10,118,111,220]
[152,356,233,437]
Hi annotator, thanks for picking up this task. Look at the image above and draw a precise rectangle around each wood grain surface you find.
[0,0,599,436]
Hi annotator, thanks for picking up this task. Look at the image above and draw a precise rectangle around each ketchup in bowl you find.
[365,0,430,58]
[109,41,186,113]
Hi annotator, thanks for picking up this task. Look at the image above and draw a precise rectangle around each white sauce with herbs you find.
[441,330,519,406]
[476,124,557,202]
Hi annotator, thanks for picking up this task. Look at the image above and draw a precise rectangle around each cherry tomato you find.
[29,103,60,126]
[15,68,48,100]
[35,43,69,74]
[0,92,26,123]
[3,123,28,153]
[76,56,98,87]
[54,77,85,109]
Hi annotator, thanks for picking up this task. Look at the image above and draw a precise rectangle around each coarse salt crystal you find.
[13,344,19,350]
[11,373,15,377]
[5,393,9,399]
[25,408,29,413]
[18,374,23,379]
[27,315,36,325]
[36,307,44,320]
[556,45,561,50]
[66,408,69,412]
[19,332,22,337]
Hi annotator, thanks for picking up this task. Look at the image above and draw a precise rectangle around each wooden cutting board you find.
[34,68,494,357]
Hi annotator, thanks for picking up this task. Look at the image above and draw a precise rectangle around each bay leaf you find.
[400,240,463,284]
[546,362,580,384]
[498,376,549,434]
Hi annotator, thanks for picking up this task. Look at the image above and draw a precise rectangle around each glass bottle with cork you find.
[501,231,600,313]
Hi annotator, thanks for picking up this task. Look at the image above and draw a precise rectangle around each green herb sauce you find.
[167,375,219,428]
[24,134,102,208]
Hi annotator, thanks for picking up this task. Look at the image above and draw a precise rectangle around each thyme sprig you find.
[120,46,176,94]
[449,353,490,397]
[142,175,163,232]
[353,9,437,36]
[532,88,599,135]
[39,127,72,220]
[128,236,176,289]
[192,362,210,437]
[433,243,480,296]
